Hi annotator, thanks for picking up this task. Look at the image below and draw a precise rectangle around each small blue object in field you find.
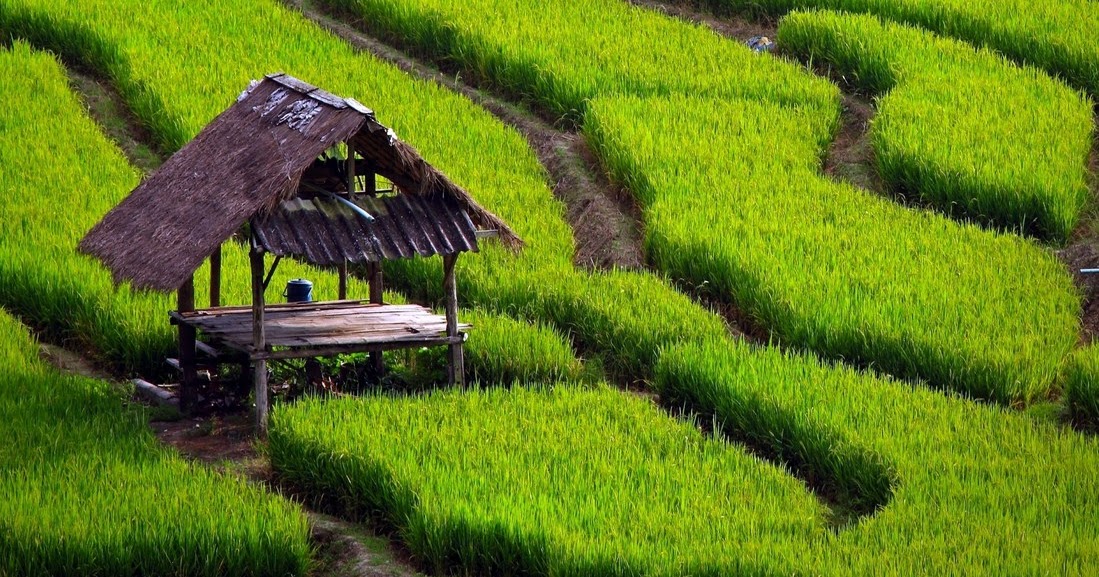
[746,36,775,52]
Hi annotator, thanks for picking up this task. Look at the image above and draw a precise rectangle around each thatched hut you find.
[80,73,519,434]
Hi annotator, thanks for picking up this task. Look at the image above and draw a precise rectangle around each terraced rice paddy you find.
[0,0,1096,575]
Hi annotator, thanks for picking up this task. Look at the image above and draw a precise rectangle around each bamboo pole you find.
[177,275,197,412]
[250,247,269,436]
[443,254,464,387]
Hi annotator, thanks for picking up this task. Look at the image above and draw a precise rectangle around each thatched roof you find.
[79,73,520,292]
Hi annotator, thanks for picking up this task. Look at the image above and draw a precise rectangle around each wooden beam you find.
[250,247,269,437]
[248,336,465,361]
[177,275,198,412]
[368,261,384,373]
[209,244,222,308]
[443,253,464,387]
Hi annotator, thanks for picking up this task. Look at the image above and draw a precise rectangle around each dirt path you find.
[284,0,646,271]
[67,67,163,174]
[626,0,778,41]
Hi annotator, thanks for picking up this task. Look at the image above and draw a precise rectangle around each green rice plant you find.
[684,0,1099,99]
[288,0,1084,401]
[318,0,838,124]
[655,337,1099,575]
[7,5,1099,574]
[269,384,830,576]
[1065,344,1099,431]
[462,309,582,385]
[586,93,1080,403]
[0,0,731,386]
[0,305,311,576]
[778,10,1094,242]
[0,21,575,382]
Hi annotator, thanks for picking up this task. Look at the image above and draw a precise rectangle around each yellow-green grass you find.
[0,302,311,576]
[586,93,1080,403]
[318,0,838,124]
[778,10,1093,242]
[1065,344,1099,431]
[271,362,1099,576]
[685,0,1099,99]
[655,337,1099,575]
[291,0,1081,402]
[0,16,577,381]
[0,0,727,383]
[269,385,829,576]
[4,5,1099,575]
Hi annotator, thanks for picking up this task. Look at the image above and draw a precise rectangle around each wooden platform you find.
[171,300,468,360]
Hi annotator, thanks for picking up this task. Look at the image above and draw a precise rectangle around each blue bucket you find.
[284,279,313,303]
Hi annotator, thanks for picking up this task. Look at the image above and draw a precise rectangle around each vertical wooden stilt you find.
[177,275,197,412]
[250,248,269,436]
[338,259,348,300]
[345,142,356,197]
[209,244,222,308]
[443,254,464,387]
[365,159,377,196]
[368,261,384,373]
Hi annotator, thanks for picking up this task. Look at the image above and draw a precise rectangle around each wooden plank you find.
[251,335,465,360]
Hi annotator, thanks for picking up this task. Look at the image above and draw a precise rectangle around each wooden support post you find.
[250,248,269,436]
[345,141,356,197]
[210,244,222,308]
[338,259,348,300]
[368,261,384,373]
[177,275,198,413]
[365,159,377,196]
[443,253,464,387]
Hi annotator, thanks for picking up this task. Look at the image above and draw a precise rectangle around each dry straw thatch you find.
[79,73,520,292]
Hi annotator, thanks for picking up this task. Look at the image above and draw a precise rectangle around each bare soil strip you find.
[1060,121,1099,344]
[66,68,163,174]
[284,0,646,271]
[626,0,778,42]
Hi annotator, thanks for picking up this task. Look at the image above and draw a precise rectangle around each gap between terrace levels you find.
[629,0,886,196]
[1060,119,1099,344]
[639,0,1099,355]
[284,0,646,272]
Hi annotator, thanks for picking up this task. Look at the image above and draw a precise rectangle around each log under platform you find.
[170,300,469,361]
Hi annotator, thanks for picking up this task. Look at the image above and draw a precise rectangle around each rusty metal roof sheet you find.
[253,193,479,265]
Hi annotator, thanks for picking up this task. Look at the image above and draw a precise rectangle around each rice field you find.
[587,93,1080,403]
[655,337,1099,575]
[686,0,1099,99]
[296,0,1087,403]
[779,10,1093,242]
[270,385,828,576]
[0,266,310,575]
[0,0,1097,575]
[0,7,574,380]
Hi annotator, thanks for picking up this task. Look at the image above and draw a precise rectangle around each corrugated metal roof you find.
[253,193,479,265]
